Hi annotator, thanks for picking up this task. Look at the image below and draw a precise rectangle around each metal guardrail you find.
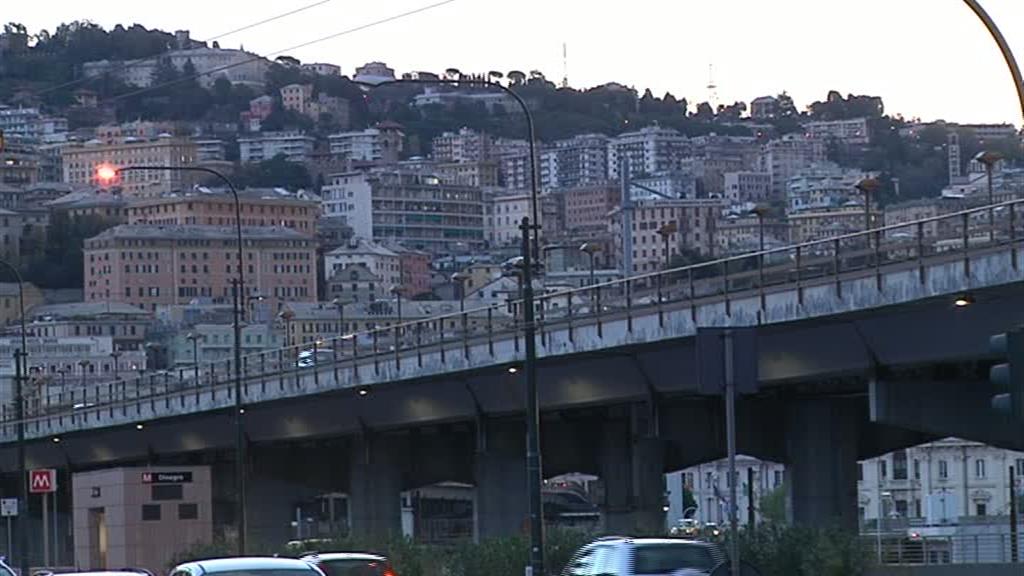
[5,198,1024,432]
[864,532,1024,565]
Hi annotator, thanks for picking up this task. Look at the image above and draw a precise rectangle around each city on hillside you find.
[0,19,1023,572]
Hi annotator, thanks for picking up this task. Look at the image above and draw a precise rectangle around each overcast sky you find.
[8,0,1024,126]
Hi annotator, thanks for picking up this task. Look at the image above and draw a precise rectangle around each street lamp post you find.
[110,350,121,382]
[186,332,201,383]
[102,164,249,554]
[451,272,470,339]
[331,297,348,336]
[657,222,677,270]
[855,177,881,234]
[579,243,601,312]
[0,258,29,576]
[974,150,1004,242]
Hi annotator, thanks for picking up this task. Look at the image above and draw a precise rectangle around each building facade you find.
[83,225,317,310]
[125,191,319,235]
[328,125,403,163]
[238,132,316,163]
[61,136,197,196]
[804,117,872,145]
[607,126,691,180]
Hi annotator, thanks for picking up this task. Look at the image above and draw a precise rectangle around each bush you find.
[738,524,867,576]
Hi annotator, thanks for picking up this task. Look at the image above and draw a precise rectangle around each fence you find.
[4,198,1024,434]
[865,532,1024,564]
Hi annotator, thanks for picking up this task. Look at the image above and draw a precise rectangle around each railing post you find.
[351,333,360,383]
[538,296,547,348]
[513,305,520,353]
[439,319,447,364]
[656,273,664,328]
[874,229,882,292]
[462,311,469,360]
[487,306,495,356]
[373,329,380,376]
[963,212,971,279]
[688,268,696,323]
[626,278,634,333]
[260,353,266,395]
[278,349,284,391]
[795,246,804,307]
[917,221,926,286]
[566,294,575,343]
[833,237,842,300]
[417,322,424,367]
[312,339,319,389]
[723,258,731,317]
[393,324,401,373]
[332,341,339,384]
[595,284,603,339]
[1011,203,1018,271]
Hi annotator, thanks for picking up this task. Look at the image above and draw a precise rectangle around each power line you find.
[102,0,458,105]
[31,0,336,97]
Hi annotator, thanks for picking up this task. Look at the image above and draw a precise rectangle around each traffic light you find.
[989,327,1024,419]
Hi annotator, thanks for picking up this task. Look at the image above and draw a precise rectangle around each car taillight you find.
[382,564,397,576]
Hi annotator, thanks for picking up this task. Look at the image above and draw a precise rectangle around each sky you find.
[6,0,1024,126]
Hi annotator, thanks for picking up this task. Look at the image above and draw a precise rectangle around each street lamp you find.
[749,205,770,253]
[657,221,678,270]
[278,309,295,348]
[855,177,881,233]
[451,272,470,338]
[390,285,404,326]
[78,359,91,387]
[331,297,349,337]
[0,259,28,576]
[357,71,545,573]
[579,242,601,288]
[109,349,121,382]
[100,163,250,553]
[186,332,201,383]
[974,150,1004,241]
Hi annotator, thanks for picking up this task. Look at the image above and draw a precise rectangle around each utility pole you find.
[520,217,544,576]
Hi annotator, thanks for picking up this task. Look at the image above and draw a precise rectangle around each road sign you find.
[0,498,17,517]
[29,469,57,494]
[142,471,192,484]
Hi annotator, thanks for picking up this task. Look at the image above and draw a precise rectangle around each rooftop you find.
[28,301,150,320]
[88,224,311,242]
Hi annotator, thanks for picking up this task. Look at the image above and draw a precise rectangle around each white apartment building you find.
[321,171,373,237]
[238,132,315,163]
[608,126,691,180]
[0,106,67,140]
[609,197,724,274]
[328,125,403,163]
[667,457,787,528]
[632,171,697,199]
[749,96,779,120]
[491,191,547,246]
[281,83,314,115]
[723,171,772,203]
[300,62,341,76]
[322,168,486,253]
[759,134,826,198]
[544,133,610,190]
[194,139,226,162]
[859,438,1024,523]
[804,117,872,145]
[82,42,269,89]
[786,165,872,213]
[431,128,493,164]
[323,238,401,290]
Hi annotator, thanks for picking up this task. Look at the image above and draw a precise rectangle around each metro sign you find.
[29,469,57,494]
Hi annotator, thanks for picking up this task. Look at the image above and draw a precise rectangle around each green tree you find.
[759,484,787,525]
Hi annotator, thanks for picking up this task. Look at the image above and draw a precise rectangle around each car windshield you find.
[632,544,716,574]
[317,560,387,576]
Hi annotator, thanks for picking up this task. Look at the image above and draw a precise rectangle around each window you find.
[151,484,184,501]
[913,459,921,480]
[879,460,888,479]
[142,504,161,521]
[857,463,863,481]
[178,503,199,520]
[893,450,908,480]
[938,460,949,479]
[976,502,987,516]
[773,470,782,488]
[975,459,986,479]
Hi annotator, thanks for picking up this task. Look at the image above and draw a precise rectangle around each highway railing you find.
[5,197,1024,435]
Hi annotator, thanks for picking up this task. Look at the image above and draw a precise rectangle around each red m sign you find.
[29,469,56,494]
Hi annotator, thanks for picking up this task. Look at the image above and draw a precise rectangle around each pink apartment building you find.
[125,192,319,234]
[84,225,317,310]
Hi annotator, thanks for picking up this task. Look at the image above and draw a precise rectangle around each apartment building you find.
[238,132,316,163]
[607,126,691,180]
[83,225,317,310]
[61,136,197,196]
[125,190,319,235]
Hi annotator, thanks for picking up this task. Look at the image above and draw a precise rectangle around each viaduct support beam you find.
[349,434,405,538]
[600,408,665,534]
[785,398,859,529]
[474,420,527,540]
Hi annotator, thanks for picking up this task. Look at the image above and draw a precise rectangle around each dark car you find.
[301,553,396,576]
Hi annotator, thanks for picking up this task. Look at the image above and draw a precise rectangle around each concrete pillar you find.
[474,420,527,540]
[600,416,665,534]
[785,398,859,529]
[349,434,405,538]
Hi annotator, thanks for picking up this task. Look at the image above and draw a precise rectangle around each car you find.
[669,518,700,538]
[562,537,726,576]
[297,348,335,368]
[171,557,327,576]
[301,552,397,576]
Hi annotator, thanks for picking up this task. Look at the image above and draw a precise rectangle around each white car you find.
[171,557,326,576]
[562,537,726,576]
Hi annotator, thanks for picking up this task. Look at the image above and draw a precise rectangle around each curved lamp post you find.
[99,165,249,555]
[962,0,1024,123]
[0,259,28,576]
